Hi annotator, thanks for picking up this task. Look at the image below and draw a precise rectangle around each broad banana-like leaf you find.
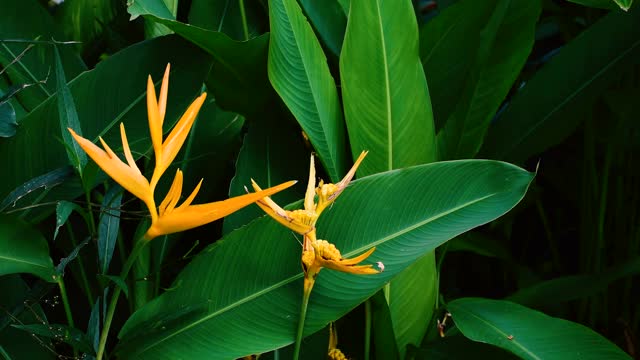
[449,298,631,359]
[340,0,436,174]
[268,0,346,182]
[116,160,534,359]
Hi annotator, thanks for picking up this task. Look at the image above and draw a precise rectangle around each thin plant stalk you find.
[65,222,94,306]
[96,239,147,360]
[57,277,78,357]
[293,279,313,360]
[364,299,372,360]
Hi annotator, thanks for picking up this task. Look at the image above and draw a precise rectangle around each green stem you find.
[364,300,371,360]
[96,239,147,360]
[66,222,94,306]
[239,0,250,41]
[84,188,97,235]
[57,278,75,329]
[293,281,313,360]
[57,278,78,357]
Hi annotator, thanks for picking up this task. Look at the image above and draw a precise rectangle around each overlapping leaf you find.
[115,160,534,359]
[480,6,640,162]
[340,0,436,175]
[449,298,631,359]
[268,0,346,182]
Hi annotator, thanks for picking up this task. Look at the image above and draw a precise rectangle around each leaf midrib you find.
[0,254,50,269]
[374,0,393,171]
[133,190,501,354]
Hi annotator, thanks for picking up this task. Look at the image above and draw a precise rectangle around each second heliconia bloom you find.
[252,151,382,288]
[68,64,296,241]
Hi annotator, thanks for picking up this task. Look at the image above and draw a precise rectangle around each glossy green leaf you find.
[0,35,211,206]
[0,0,85,112]
[433,0,540,160]
[268,0,346,182]
[340,0,439,353]
[87,297,101,354]
[479,7,640,163]
[188,0,266,40]
[448,298,631,359]
[223,117,307,234]
[54,46,87,175]
[98,185,123,274]
[0,215,55,282]
[389,253,437,357]
[370,291,400,359]
[299,0,347,56]
[507,257,640,308]
[54,200,78,241]
[116,160,534,359]
[340,0,436,175]
[128,0,271,114]
[420,0,493,131]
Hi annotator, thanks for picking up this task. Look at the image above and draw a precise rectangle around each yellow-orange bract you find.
[69,64,296,241]
[251,151,380,285]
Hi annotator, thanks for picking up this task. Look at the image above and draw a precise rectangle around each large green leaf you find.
[448,298,631,359]
[432,0,540,160]
[0,215,55,281]
[340,0,439,354]
[188,0,266,40]
[340,0,436,175]
[116,160,534,359]
[128,0,271,115]
[479,7,640,163]
[268,0,346,182]
[0,36,211,211]
[388,252,437,357]
[0,0,85,112]
[507,257,640,308]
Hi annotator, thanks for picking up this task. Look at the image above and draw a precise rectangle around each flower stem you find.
[293,278,314,360]
[364,299,371,360]
[57,277,78,357]
[96,239,147,360]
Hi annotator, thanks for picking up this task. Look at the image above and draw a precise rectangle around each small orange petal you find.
[176,178,203,210]
[158,169,183,216]
[331,151,368,201]
[153,93,207,188]
[120,123,142,176]
[158,64,170,126]
[304,155,316,212]
[147,75,163,167]
[339,247,376,265]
